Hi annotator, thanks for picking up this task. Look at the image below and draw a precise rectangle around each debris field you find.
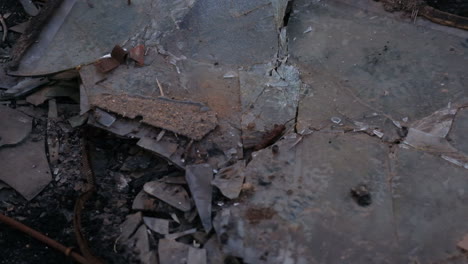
[1,0,468,263]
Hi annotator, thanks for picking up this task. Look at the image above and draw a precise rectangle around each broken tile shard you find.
[143,217,170,235]
[19,0,40,16]
[137,137,184,168]
[94,108,117,127]
[143,181,191,212]
[0,139,52,200]
[212,161,246,199]
[120,212,143,241]
[2,77,49,99]
[185,164,213,232]
[132,190,158,212]
[91,94,218,140]
[158,239,190,264]
[0,105,32,147]
[165,228,197,240]
[204,236,226,264]
[26,82,80,106]
[187,247,207,264]
[412,107,458,138]
[128,225,150,260]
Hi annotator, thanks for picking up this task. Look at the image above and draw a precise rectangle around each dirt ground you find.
[0,107,144,263]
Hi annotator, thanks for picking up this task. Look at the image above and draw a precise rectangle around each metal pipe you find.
[0,213,90,264]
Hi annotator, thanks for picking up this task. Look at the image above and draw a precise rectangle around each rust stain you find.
[245,207,277,224]
[94,58,120,73]
[129,45,145,66]
[91,94,218,141]
[253,124,286,151]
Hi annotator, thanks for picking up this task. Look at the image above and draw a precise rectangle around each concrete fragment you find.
[204,236,226,264]
[448,108,468,156]
[68,114,88,128]
[3,77,49,99]
[80,84,90,115]
[87,115,140,137]
[94,108,116,127]
[19,0,40,16]
[0,139,52,200]
[141,250,158,264]
[120,212,142,241]
[143,217,170,235]
[212,161,245,199]
[137,137,184,168]
[158,239,190,264]
[159,174,187,185]
[165,228,197,240]
[187,247,207,264]
[0,105,32,147]
[128,225,150,261]
[185,164,213,231]
[26,83,80,106]
[143,181,191,212]
[132,190,158,211]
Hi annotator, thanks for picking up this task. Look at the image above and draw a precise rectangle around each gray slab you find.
[449,108,468,156]
[158,239,190,264]
[217,132,399,263]
[12,0,155,75]
[0,139,52,200]
[290,0,468,134]
[0,105,32,147]
[239,63,301,142]
[392,147,468,263]
[160,0,278,66]
[185,164,213,232]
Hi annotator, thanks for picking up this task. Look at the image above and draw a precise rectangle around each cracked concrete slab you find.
[392,147,468,263]
[239,63,302,146]
[449,108,468,156]
[12,0,194,75]
[0,138,52,201]
[216,133,399,263]
[290,0,468,136]
[7,0,468,262]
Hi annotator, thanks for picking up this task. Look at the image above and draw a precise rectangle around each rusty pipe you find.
[0,213,90,264]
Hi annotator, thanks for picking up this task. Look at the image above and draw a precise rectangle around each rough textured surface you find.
[185,164,213,232]
[158,239,190,264]
[143,181,192,212]
[91,94,218,140]
[212,161,245,199]
[5,0,468,263]
[0,105,32,147]
[0,139,51,200]
[240,63,301,142]
[449,108,468,156]
[291,0,468,136]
